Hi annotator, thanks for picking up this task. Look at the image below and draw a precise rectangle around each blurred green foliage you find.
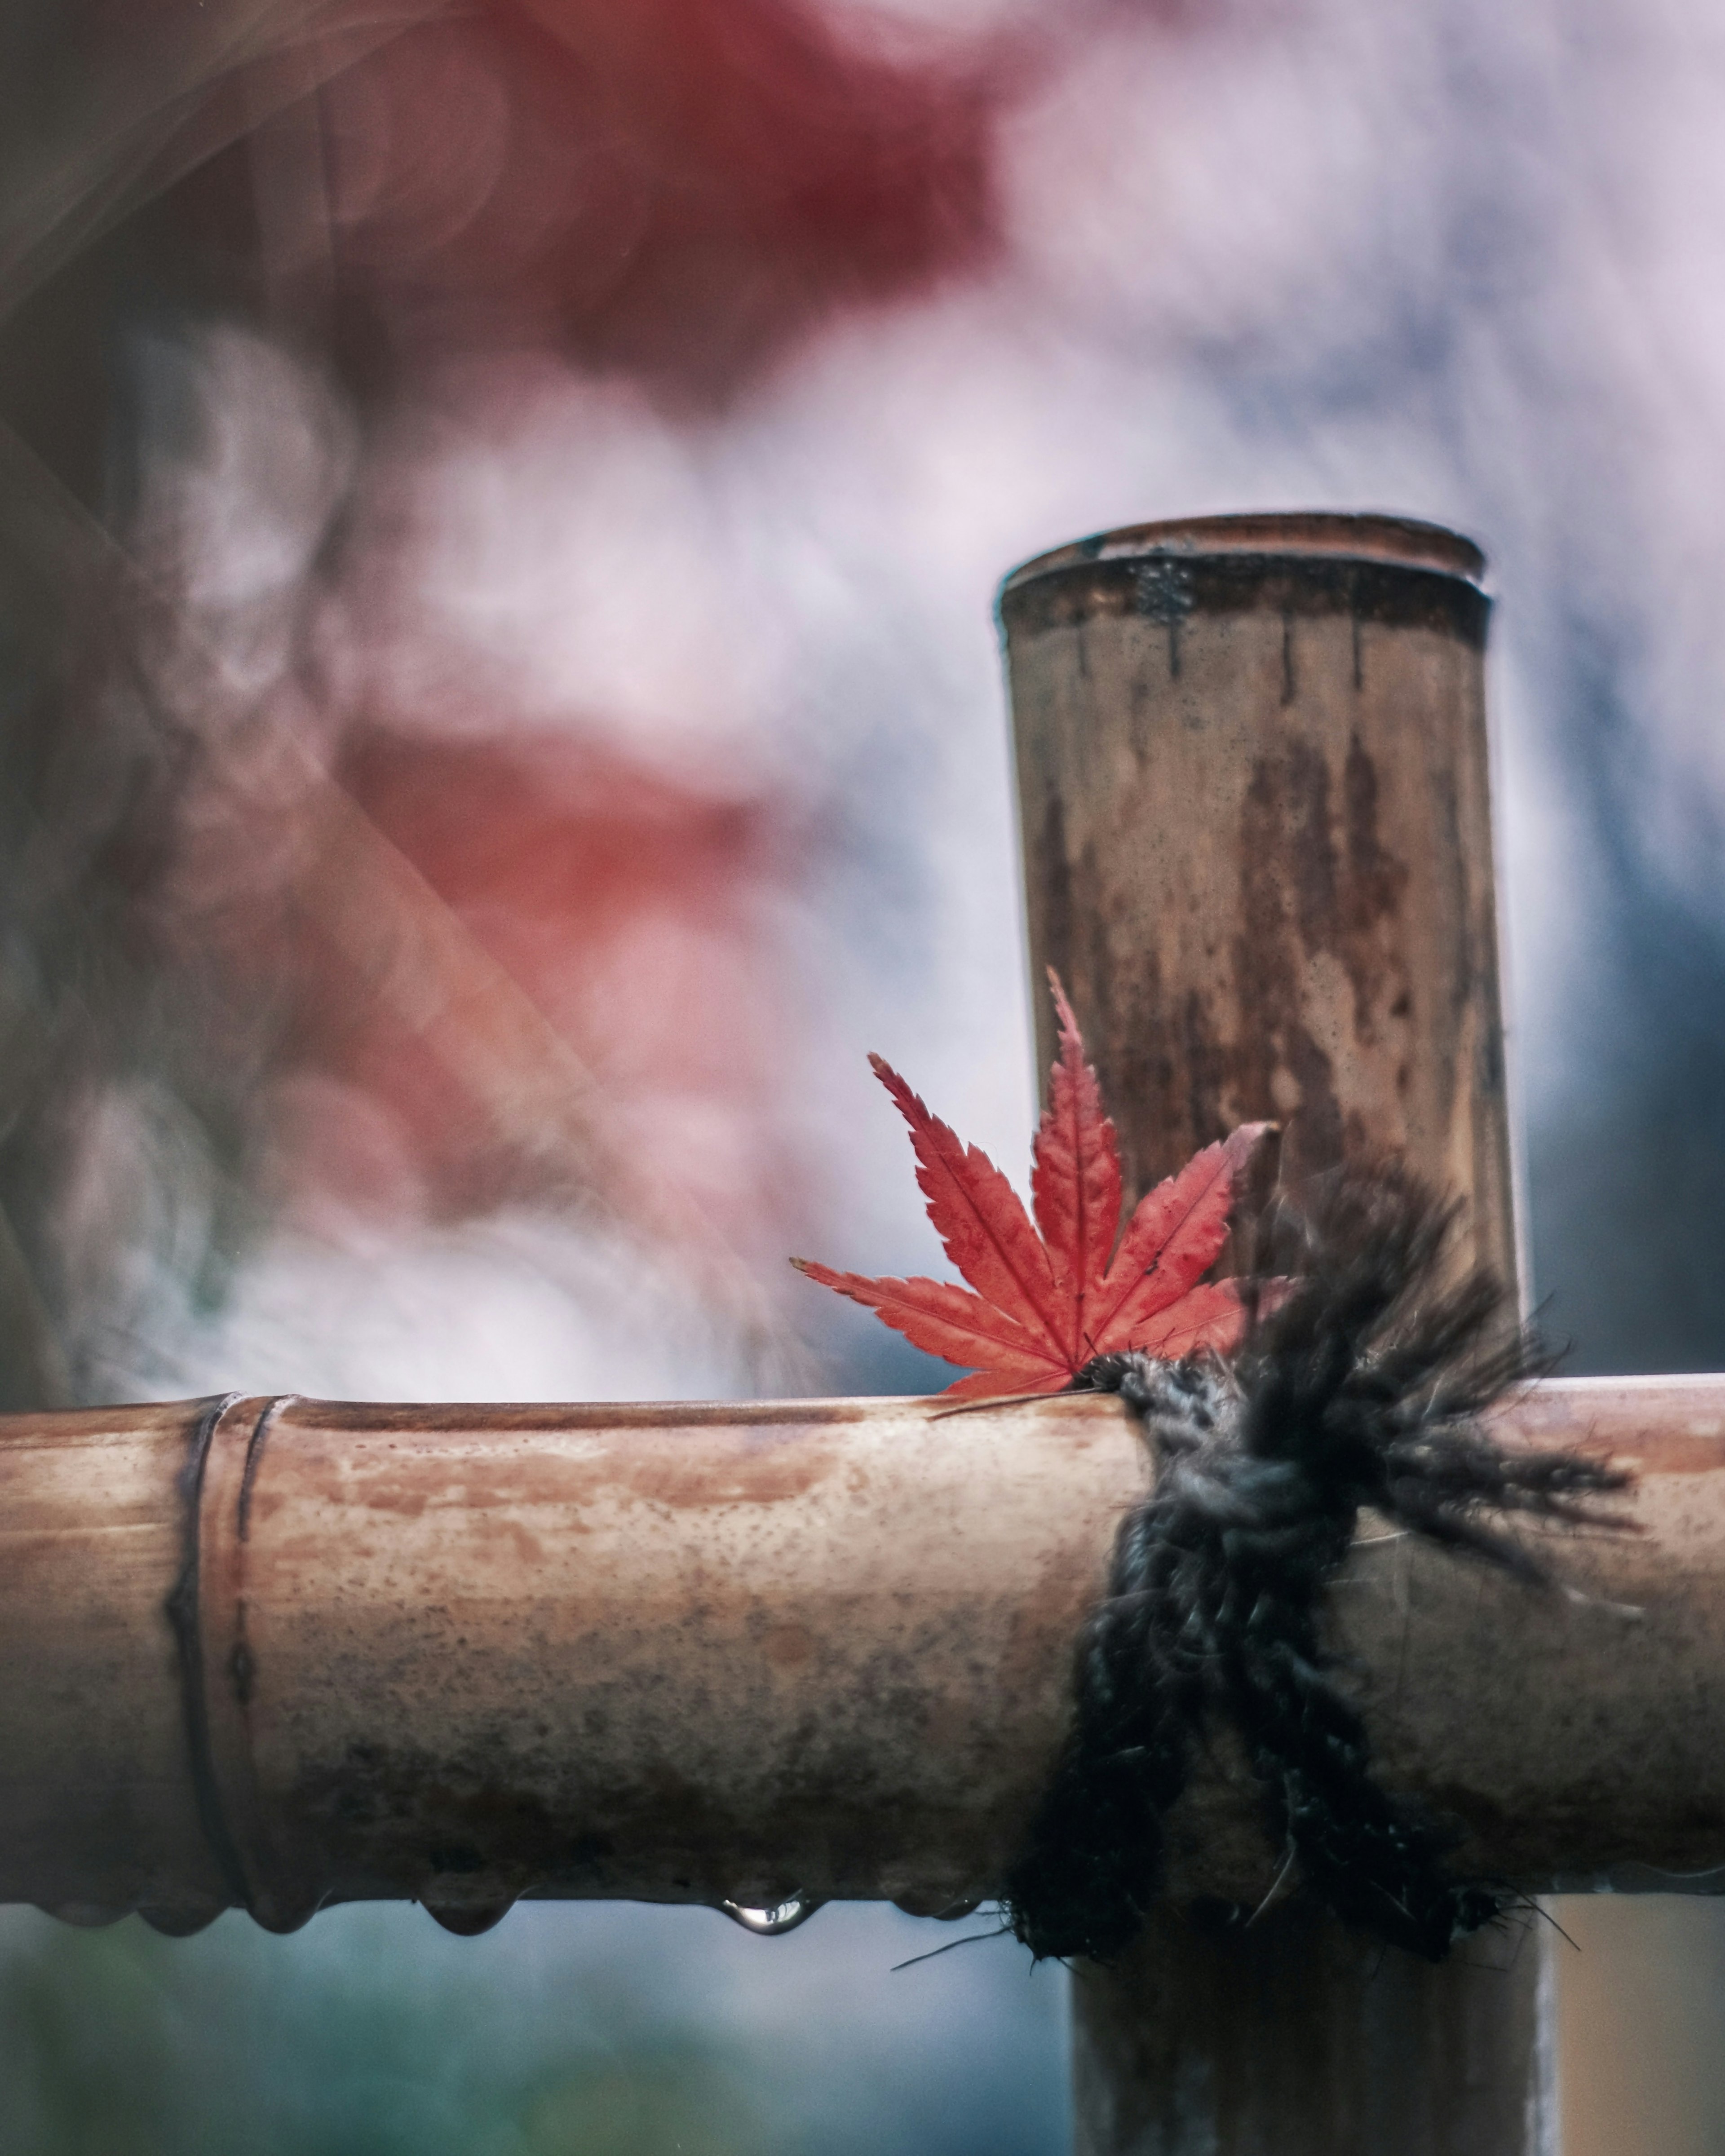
[0,1916,760,2156]
[0,1902,1068,2156]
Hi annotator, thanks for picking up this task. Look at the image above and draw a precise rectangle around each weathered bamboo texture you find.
[1000,511,1535,2155]
[1003,512,1513,1281]
[0,1378,1723,1944]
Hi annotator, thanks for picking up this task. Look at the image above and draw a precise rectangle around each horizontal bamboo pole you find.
[1,1377,1723,1938]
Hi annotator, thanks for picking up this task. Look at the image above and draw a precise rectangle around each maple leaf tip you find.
[1044,967,1082,1047]
[867,1049,915,1100]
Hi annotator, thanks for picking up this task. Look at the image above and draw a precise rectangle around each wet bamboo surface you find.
[0,1376,1722,1945]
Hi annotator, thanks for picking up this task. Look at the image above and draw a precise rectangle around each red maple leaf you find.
[794,972,1273,1398]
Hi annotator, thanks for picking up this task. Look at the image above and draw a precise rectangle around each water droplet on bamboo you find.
[40,1901,127,1929]
[891,1891,984,1922]
[422,1897,515,1936]
[718,1892,822,1936]
[139,1900,226,1937]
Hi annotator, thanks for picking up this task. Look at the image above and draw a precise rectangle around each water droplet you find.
[719,1892,823,1936]
[423,1897,514,1936]
[890,1888,984,1921]
[39,1902,127,1929]
[248,1890,325,1936]
[139,1899,226,1938]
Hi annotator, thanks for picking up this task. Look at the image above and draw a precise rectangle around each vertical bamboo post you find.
[1000,513,1539,2156]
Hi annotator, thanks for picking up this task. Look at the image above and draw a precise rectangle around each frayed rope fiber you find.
[1001,1162,1633,1967]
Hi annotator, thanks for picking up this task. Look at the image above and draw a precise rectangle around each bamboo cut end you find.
[1000,511,1486,595]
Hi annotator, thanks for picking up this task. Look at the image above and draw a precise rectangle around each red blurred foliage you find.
[267,0,1017,397]
[21,0,1026,1265]
[172,0,1015,1236]
[326,728,806,1240]
[278,0,1014,1229]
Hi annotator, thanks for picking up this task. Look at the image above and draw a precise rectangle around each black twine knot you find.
[1001,1162,1632,1966]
